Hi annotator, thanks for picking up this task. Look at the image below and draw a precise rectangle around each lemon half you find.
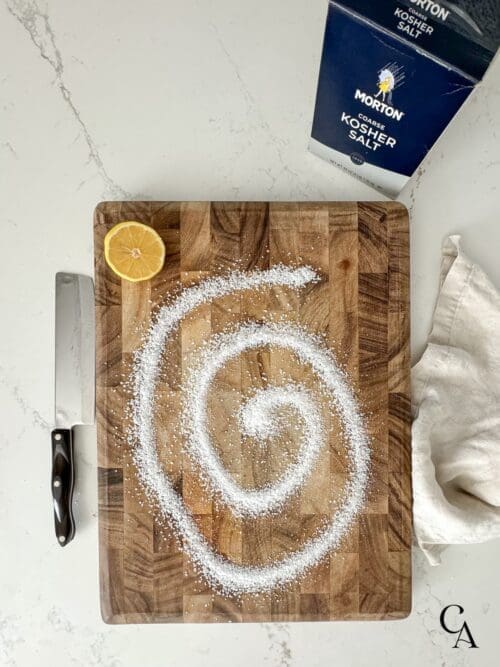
[104,221,165,282]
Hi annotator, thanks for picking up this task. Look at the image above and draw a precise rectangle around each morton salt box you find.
[310,0,499,196]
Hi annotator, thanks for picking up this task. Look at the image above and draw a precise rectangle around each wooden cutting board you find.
[95,201,411,624]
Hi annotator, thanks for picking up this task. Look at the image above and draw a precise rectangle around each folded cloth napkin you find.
[412,235,500,565]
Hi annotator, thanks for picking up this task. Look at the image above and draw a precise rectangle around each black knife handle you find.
[51,428,75,546]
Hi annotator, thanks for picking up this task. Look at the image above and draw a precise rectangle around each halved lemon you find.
[104,221,165,282]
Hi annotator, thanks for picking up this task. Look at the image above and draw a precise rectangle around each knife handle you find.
[51,428,75,547]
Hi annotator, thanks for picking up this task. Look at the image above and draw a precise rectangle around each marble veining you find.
[1,0,500,664]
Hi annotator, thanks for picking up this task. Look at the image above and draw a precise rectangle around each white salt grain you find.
[131,266,370,595]
[184,360,325,516]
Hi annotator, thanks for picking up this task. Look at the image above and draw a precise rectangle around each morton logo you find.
[354,63,406,121]
[410,0,450,21]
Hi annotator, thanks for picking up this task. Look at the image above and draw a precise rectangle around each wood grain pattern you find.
[95,201,411,623]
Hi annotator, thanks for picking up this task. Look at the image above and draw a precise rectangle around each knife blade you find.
[52,272,95,546]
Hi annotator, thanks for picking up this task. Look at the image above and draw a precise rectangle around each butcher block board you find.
[95,201,411,624]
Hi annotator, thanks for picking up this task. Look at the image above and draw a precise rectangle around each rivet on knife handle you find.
[51,428,75,546]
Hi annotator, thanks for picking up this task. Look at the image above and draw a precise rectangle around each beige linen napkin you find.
[412,236,500,565]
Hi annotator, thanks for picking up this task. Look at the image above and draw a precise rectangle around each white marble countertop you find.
[1,0,499,665]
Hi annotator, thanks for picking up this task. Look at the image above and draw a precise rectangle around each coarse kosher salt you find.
[130,265,370,595]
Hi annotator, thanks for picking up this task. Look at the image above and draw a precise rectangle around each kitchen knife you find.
[52,272,95,546]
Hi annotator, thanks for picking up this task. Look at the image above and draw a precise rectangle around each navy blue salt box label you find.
[310,0,497,196]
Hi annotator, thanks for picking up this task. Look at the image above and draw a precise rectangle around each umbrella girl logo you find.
[375,62,405,106]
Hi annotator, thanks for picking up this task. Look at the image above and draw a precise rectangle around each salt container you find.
[310,0,499,196]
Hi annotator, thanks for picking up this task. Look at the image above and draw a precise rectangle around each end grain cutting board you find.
[95,201,411,623]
